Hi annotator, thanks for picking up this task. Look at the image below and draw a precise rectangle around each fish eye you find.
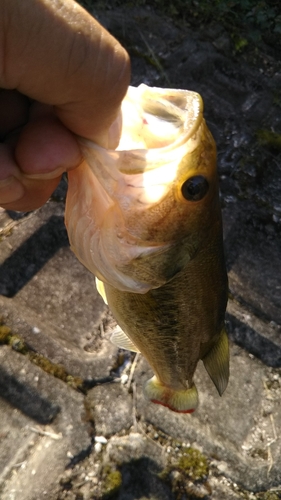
[181,176,209,201]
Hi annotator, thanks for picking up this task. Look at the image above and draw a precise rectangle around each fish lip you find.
[78,84,203,162]
[124,84,203,153]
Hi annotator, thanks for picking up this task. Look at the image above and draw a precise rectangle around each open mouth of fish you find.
[65,84,207,293]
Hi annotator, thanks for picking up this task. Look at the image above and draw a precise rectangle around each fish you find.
[65,84,229,413]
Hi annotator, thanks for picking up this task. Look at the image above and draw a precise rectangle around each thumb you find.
[1,0,130,145]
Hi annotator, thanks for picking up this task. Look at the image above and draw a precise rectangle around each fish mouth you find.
[117,84,203,157]
[78,84,204,207]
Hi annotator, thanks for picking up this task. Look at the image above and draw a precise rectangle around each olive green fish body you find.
[101,212,228,412]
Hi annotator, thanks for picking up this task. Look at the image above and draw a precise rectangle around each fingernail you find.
[0,176,24,204]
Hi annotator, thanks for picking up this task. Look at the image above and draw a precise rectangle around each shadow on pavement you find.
[227,313,281,368]
[0,366,60,424]
[0,215,69,297]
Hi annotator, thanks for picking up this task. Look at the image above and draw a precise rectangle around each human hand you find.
[0,0,130,212]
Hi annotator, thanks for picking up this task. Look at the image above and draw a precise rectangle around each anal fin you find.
[111,326,140,353]
[202,327,229,396]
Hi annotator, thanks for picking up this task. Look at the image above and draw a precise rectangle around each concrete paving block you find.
[85,383,134,437]
[0,397,39,488]
[104,433,166,469]
[0,294,118,381]
[0,201,106,337]
[0,201,119,380]
[0,346,92,500]
[223,204,281,327]
[105,433,172,500]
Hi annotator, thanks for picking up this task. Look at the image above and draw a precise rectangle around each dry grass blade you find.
[138,30,170,85]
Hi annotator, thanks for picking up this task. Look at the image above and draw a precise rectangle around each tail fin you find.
[144,376,198,413]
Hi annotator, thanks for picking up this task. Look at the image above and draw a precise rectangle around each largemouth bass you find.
[65,84,229,413]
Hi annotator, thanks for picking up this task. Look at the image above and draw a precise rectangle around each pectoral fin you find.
[202,327,229,396]
[95,277,108,305]
[111,326,140,353]
[95,277,140,353]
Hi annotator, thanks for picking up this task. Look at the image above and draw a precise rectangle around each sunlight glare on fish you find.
[141,161,178,204]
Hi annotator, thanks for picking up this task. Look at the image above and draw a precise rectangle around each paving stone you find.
[0,346,92,500]
[223,204,281,327]
[0,201,119,380]
[85,383,134,437]
[105,433,172,500]
[0,396,38,488]
[104,432,166,469]
[0,293,118,382]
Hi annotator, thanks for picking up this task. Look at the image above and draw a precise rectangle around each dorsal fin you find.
[110,326,140,353]
[202,327,229,396]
